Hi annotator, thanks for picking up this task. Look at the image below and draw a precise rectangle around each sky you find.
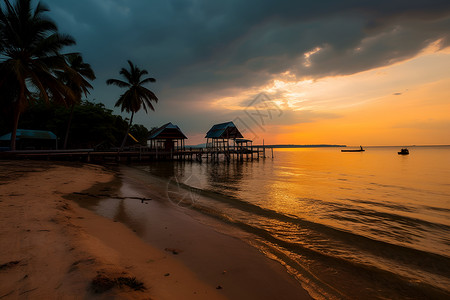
[39,0,450,145]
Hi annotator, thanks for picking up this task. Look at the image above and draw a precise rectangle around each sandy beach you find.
[0,160,311,299]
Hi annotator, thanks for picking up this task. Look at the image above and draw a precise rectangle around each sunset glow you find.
[208,47,450,146]
[1,1,449,299]
[41,0,450,146]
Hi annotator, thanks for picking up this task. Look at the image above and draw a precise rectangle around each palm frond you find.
[140,77,156,84]
[106,78,130,88]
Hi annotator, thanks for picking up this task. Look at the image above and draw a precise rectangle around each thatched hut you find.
[148,122,187,151]
[205,121,244,151]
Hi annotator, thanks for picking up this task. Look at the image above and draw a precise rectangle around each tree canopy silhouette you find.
[56,53,96,149]
[106,60,158,151]
[0,0,75,150]
[10,100,132,149]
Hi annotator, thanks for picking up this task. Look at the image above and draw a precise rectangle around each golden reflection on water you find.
[244,147,450,243]
[134,146,449,257]
[86,147,450,298]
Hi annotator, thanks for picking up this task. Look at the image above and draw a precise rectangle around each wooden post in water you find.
[246,141,248,160]
[263,139,266,159]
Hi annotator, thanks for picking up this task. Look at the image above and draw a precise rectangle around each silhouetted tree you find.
[0,0,75,150]
[106,60,158,151]
[56,53,96,149]
[130,124,150,146]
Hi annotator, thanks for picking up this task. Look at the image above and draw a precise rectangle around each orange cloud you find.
[263,78,450,146]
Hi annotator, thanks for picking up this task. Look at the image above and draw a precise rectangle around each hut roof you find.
[205,121,243,139]
[0,129,57,141]
[148,122,187,140]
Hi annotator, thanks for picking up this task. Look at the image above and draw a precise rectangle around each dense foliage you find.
[0,100,150,149]
[0,0,76,150]
[1,1,157,150]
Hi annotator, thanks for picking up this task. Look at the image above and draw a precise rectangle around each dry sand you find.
[0,160,312,299]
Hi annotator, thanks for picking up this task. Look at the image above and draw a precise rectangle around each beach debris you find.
[58,203,70,210]
[19,287,39,295]
[8,193,24,197]
[164,247,182,255]
[72,192,152,202]
[69,258,96,273]
[91,274,146,293]
[164,273,170,276]
[0,260,20,270]
[115,277,146,291]
[216,285,223,290]
[73,192,99,198]
[0,291,14,299]
[91,275,115,293]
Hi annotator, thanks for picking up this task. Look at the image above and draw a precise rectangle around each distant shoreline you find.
[186,144,450,149]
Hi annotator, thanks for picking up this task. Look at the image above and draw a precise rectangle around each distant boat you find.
[398,148,409,155]
[341,146,365,152]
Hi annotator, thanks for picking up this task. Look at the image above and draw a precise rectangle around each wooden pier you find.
[0,146,273,163]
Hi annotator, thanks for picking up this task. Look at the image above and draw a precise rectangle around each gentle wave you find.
[135,147,450,299]
[189,194,450,299]
[170,178,450,295]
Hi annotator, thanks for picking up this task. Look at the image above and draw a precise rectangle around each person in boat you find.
[399,148,409,154]
[360,145,363,150]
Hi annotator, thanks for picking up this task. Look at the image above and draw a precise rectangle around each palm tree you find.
[0,0,75,150]
[57,53,96,149]
[106,60,158,151]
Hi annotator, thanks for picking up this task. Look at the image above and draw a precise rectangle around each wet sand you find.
[0,161,312,299]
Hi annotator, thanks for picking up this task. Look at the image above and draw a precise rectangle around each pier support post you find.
[263,139,266,159]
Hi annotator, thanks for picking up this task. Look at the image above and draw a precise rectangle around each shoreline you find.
[0,160,312,299]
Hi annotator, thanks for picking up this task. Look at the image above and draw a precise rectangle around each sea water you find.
[134,146,450,299]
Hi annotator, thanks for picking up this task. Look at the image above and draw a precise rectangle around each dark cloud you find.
[36,0,450,137]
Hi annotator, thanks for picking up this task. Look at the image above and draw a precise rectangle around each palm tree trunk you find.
[119,112,134,151]
[63,104,75,150]
[10,104,21,151]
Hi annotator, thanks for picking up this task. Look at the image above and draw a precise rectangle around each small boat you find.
[398,148,409,155]
[341,146,365,152]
